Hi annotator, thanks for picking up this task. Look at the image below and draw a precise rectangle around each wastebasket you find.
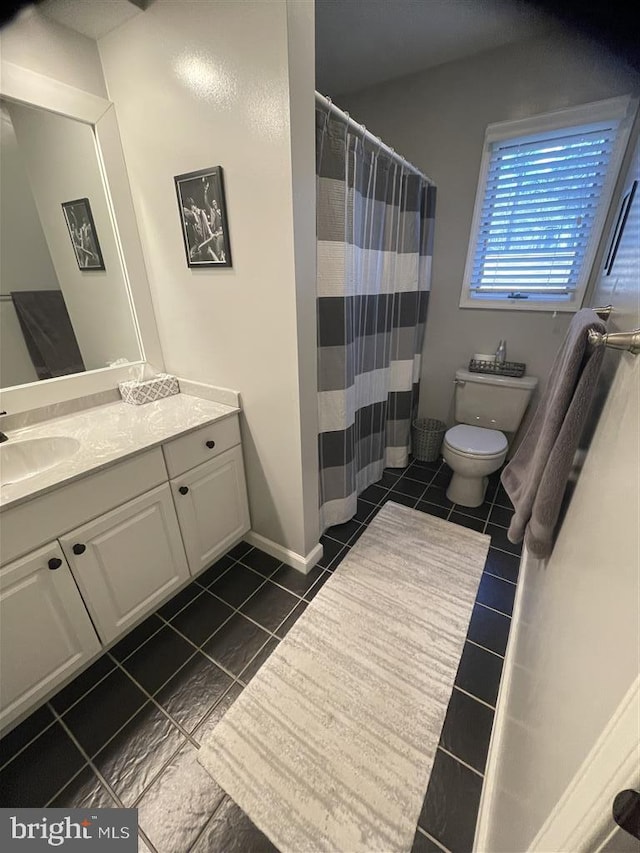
[412,418,446,463]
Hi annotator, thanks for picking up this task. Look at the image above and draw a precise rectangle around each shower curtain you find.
[316,105,436,530]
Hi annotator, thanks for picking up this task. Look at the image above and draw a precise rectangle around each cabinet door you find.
[0,543,101,730]
[172,445,250,575]
[60,484,189,645]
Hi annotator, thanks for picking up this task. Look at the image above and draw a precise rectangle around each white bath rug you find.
[198,502,489,852]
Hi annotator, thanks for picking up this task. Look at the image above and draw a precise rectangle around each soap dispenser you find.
[495,340,507,363]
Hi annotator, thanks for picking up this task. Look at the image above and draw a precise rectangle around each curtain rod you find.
[315,90,434,185]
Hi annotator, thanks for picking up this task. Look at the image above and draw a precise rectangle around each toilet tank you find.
[454,369,538,431]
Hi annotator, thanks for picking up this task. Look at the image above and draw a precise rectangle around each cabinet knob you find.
[613,789,640,840]
[205,440,216,449]
[48,557,62,570]
[178,485,189,495]
[72,543,86,555]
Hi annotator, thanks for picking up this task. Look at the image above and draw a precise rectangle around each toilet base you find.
[446,473,489,507]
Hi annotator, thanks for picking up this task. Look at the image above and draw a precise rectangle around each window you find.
[461,97,636,311]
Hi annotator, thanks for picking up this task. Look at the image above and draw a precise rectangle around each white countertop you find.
[0,393,239,511]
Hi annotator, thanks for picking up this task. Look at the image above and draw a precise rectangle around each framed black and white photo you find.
[604,179,637,276]
[61,198,105,271]
[174,166,232,268]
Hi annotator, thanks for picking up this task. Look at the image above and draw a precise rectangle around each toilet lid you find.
[445,424,508,456]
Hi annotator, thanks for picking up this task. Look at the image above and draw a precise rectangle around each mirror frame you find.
[0,61,163,415]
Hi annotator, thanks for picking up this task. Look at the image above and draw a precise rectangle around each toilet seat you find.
[444,424,508,457]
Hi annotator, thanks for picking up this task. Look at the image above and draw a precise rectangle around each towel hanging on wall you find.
[501,308,606,559]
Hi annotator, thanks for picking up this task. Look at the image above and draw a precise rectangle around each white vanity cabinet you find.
[0,543,101,730]
[0,407,251,732]
[59,483,190,645]
[172,446,250,575]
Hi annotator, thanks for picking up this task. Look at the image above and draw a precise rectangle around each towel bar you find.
[592,304,613,320]
[588,328,640,355]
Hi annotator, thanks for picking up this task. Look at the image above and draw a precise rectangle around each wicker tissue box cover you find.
[119,374,179,406]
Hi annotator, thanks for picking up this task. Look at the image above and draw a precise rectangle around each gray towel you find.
[10,290,85,380]
[501,308,606,558]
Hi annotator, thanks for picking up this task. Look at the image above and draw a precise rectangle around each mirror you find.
[0,98,142,389]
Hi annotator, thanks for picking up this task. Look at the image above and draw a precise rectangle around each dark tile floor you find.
[0,457,519,853]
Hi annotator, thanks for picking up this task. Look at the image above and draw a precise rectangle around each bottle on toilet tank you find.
[495,339,507,363]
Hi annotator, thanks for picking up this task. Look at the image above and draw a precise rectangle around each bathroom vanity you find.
[0,393,250,732]
[0,61,254,734]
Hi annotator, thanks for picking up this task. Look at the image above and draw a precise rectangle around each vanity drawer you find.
[162,415,241,478]
[0,448,167,566]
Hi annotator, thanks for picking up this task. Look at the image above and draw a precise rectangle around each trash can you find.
[412,418,446,463]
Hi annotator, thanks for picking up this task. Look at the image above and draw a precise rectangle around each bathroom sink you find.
[0,436,81,485]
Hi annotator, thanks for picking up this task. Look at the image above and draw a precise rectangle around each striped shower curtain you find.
[316,105,436,530]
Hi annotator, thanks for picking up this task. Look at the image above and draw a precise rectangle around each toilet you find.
[442,369,538,507]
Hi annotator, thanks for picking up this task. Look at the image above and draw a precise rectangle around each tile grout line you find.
[188,577,305,642]
[103,654,201,750]
[0,715,60,773]
[39,692,157,792]
[321,531,359,550]
[137,827,159,853]
[187,791,231,852]
[453,685,496,711]
[42,761,96,809]
[45,703,128,811]
[190,679,245,745]
[131,678,245,810]
[465,638,505,659]
[151,616,253,685]
[475,600,512,619]
[232,560,331,603]
[436,744,485,778]
[129,739,185,809]
[154,605,285,692]
[482,478,500,536]
[416,825,453,853]
[488,543,522,558]
[482,569,517,587]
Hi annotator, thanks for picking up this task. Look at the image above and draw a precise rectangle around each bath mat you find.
[198,502,489,852]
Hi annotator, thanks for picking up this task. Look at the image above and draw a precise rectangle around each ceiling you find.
[39,0,145,40]
[316,0,555,97]
[39,0,555,95]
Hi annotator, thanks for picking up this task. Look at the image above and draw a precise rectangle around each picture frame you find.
[604,179,637,276]
[174,166,232,268]
[61,198,105,271]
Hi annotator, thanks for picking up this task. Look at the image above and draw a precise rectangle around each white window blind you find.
[464,115,626,308]
[470,122,617,301]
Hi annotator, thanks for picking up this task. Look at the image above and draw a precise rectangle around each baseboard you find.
[473,546,529,852]
[244,531,323,575]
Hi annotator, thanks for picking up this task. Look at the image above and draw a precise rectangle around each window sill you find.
[458,297,580,313]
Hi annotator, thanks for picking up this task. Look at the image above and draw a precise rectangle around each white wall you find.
[98,0,319,559]
[478,131,640,851]
[0,5,107,98]
[8,100,141,371]
[340,32,640,428]
[0,108,59,387]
